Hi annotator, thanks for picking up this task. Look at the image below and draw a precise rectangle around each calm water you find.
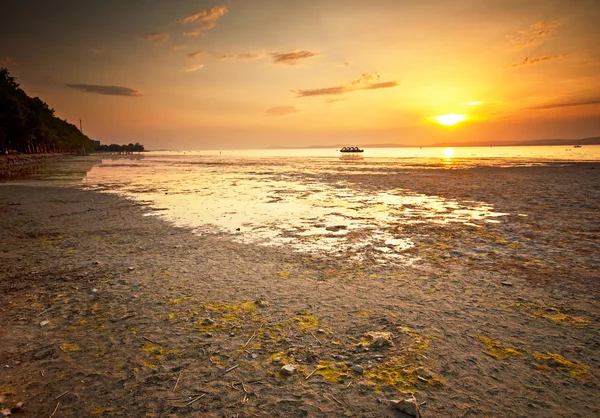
[4,146,599,263]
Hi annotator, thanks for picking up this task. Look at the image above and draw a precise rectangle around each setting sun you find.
[433,114,467,126]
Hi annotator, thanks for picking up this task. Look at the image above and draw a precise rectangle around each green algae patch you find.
[142,342,173,358]
[314,361,350,382]
[195,301,260,332]
[504,303,592,327]
[60,343,81,353]
[293,312,319,332]
[534,352,589,379]
[363,357,418,393]
[478,337,526,359]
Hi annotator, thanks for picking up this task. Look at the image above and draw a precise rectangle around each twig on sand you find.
[241,322,265,351]
[142,336,164,346]
[224,364,239,374]
[173,372,182,391]
[54,390,69,400]
[187,394,206,406]
[242,330,257,350]
[330,395,344,406]
[37,306,55,317]
[49,402,60,418]
[305,368,317,380]
[310,332,322,345]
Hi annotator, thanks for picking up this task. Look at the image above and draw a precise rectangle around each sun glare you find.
[443,147,455,159]
[433,114,467,126]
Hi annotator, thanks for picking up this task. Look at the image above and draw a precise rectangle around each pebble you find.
[501,281,513,286]
[389,398,419,416]
[39,320,49,327]
[352,364,364,374]
[280,364,296,376]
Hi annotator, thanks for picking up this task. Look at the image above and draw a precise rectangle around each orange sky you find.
[1,0,599,149]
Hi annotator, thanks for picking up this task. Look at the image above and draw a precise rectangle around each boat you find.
[339,146,364,160]
[339,146,364,153]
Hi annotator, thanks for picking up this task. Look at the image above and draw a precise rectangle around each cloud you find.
[524,98,600,110]
[187,51,206,59]
[293,73,400,98]
[139,32,170,44]
[264,106,301,116]
[218,51,266,61]
[508,21,559,50]
[271,50,319,65]
[66,84,142,97]
[0,56,16,66]
[181,6,228,37]
[181,64,204,72]
[507,53,568,68]
[89,48,104,55]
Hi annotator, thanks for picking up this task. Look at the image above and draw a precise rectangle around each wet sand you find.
[0,163,599,417]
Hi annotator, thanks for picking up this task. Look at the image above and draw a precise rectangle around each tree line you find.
[0,67,144,155]
[95,142,145,153]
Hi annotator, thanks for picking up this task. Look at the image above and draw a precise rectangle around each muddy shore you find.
[0,154,64,175]
[0,163,599,417]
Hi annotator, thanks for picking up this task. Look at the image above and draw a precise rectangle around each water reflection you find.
[83,155,509,263]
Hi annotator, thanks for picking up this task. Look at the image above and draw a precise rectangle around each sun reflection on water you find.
[83,156,509,263]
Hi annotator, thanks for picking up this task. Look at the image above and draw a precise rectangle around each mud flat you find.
[0,162,599,417]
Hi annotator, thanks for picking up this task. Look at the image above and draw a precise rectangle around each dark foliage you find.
[0,68,144,155]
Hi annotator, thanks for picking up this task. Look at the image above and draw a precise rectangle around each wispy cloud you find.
[89,48,104,55]
[218,51,266,61]
[139,32,170,44]
[524,98,600,110]
[507,53,568,68]
[66,84,142,97]
[181,64,204,72]
[508,21,559,50]
[271,50,319,65]
[187,51,206,59]
[181,6,228,37]
[0,56,16,66]
[293,73,400,98]
[265,105,301,116]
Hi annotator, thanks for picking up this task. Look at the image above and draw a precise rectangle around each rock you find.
[127,267,135,271]
[501,281,513,286]
[93,261,101,265]
[33,348,55,360]
[364,331,394,348]
[39,320,49,327]
[415,367,432,379]
[203,332,213,338]
[352,364,364,374]
[10,403,24,413]
[272,357,282,363]
[255,299,269,307]
[389,398,420,416]
[280,364,296,376]
[316,328,326,334]
[448,250,467,258]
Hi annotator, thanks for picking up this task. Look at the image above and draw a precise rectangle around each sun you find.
[433,114,467,126]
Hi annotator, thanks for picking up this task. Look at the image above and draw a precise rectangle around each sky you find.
[1,0,599,149]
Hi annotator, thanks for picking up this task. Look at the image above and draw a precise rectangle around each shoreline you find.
[0,154,66,175]
[1,164,599,417]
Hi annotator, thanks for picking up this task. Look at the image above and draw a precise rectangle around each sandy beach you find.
[1,162,599,417]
